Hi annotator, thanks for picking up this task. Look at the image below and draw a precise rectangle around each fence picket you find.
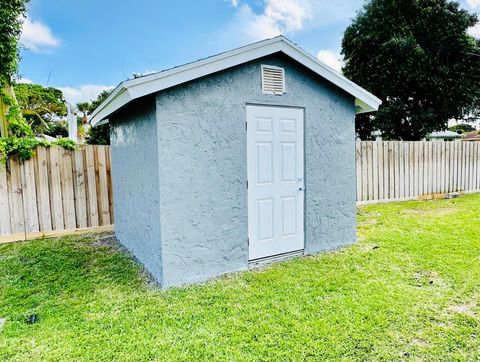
[377,142,384,200]
[361,142,368,201]
[85,146,99,227]
[8,160,24,233]
[367,142,374,201]
[49,147,64,230]
[372,142,379,200]
[453,142,459,191]
[399,142,405,199]
[469,143,475,190]
[36,147,52,231]
[96,146,111,225]
[0,163,11,235]
[460,142,465,191]
[383,142,389,199]
[106,147,115,224]
[388,142,395,199]
[445,143,450,193]
[356,143,362,201]
[21,158,39,232]
[73,149,88,228]
[477,143,480,190]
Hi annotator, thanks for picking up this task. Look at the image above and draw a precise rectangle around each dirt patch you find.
[410,338,431,348]
[448,302,477,318]
[357,210,381,217]
[357,234,367,242]
[357,243,381,253]
[90,234,117,248]
[358,219,378,227]
[413,271,446,287]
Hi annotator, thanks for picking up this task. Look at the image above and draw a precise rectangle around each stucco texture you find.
[154,53,357,287]
[109,97,164,284]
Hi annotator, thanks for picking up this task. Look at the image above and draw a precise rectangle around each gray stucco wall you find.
[155,53,357,287]
[109,97,164,284]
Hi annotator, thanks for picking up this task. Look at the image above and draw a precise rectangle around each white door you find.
[247,105,305,260]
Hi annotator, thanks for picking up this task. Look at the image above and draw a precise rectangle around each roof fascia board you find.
[90,88,131,126]
[127,42,283,99]
[89,84,124,122]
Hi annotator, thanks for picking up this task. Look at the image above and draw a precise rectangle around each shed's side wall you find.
[109,98,163,283]
[156,54,357,287]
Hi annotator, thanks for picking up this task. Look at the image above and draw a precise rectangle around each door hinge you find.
[246,180,248,189]
[247,237,250,246]
[245,121,248,131]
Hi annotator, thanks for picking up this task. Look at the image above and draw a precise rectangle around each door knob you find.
[299,186,306,191]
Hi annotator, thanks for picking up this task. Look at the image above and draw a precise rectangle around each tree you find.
[76,102,90,125]
[449,123,476,134]
[0,0,27,86]
[85,89,112,145]
[90,90,112,111]
[86,123,109,145]
[0,0,29,137]
[14,83,67,135]
[342,0,480,140]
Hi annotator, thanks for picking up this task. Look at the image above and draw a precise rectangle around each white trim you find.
[247,105,305,260]
[90,36,382,126]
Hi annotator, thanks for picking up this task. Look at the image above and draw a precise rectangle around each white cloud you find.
[227,0,360,43]
[317,50,343,72]
[468,22,480,38]
[58,85,114,105]
[231,0,239,7]
[229,0,314,41]
[20,16,60,52]
[466,0,480,9]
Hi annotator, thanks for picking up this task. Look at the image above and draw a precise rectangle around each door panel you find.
[247,105,305,260]
[256,143,273,184]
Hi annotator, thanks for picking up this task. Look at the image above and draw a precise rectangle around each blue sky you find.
[18,0,480,105]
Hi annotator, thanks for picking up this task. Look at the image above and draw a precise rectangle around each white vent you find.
[261,65,285,95]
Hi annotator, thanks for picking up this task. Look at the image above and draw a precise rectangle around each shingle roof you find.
[462,130,480,140]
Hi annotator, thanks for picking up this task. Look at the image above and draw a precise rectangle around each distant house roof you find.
[426,130,462,139]
[90,36,382,126]
[462,130,480,141]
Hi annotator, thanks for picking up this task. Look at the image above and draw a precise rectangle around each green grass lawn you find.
[0,195,479,361]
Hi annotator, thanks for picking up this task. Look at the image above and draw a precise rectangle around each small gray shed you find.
[91,36,381,288]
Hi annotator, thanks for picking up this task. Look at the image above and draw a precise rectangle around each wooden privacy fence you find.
[1,142,479,240]
[0,145,114,241]
[356,141,480,204]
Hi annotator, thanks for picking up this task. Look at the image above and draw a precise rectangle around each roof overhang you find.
[90,36,382,126]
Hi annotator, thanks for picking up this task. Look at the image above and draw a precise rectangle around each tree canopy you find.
[0,0,78,161]
[342,0,480,140]
[14,83,67,135]
[84,89,112,145]
[0,0,28,86]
